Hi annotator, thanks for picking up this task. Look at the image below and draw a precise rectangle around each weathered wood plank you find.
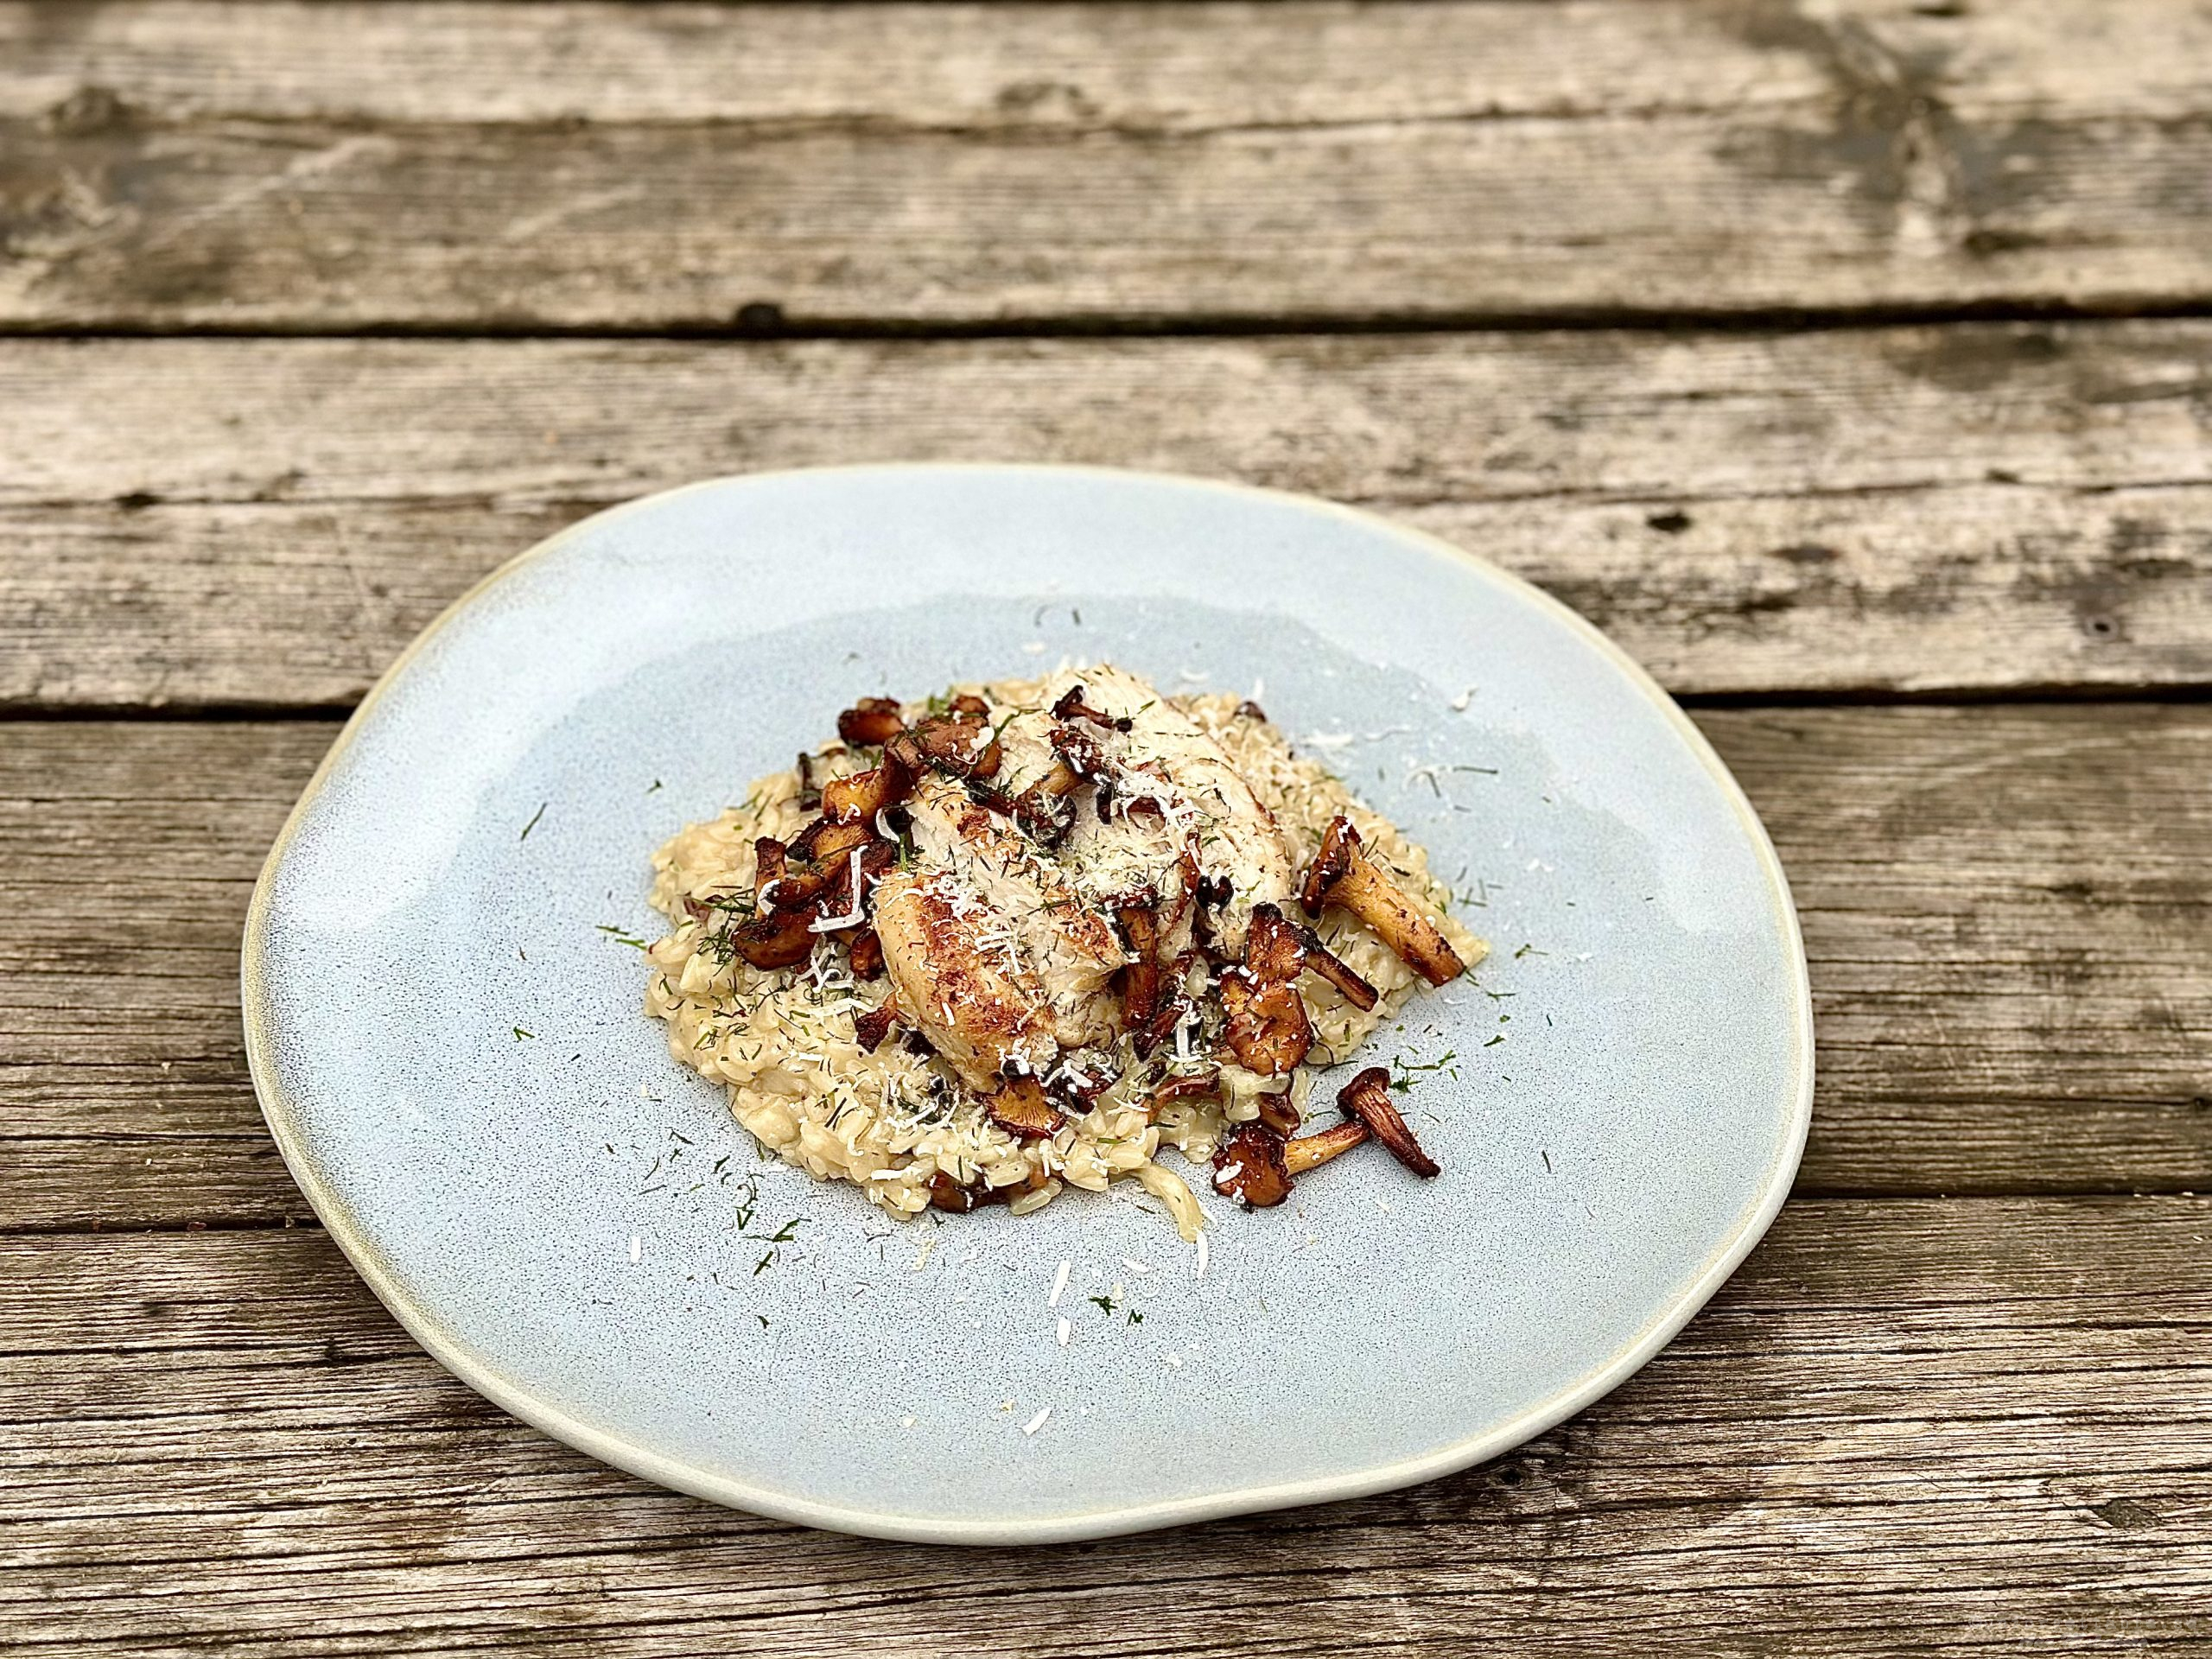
[8,0,2209,130]
[3,1198,2206,1654]
[3,324,2210,707]
[0,0,1841,126]
[3,1,2211,327]
[3,707,2208,1230]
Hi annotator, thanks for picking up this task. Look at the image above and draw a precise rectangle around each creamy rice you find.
[643,677,1484,1239]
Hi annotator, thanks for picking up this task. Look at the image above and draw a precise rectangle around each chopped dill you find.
[1126,1309,1143,1325]
[1390,1049,1458,1090]
[512,1026,535,1040]
[518,801,547,841]
[645,779,663,794]
[597,924,650,950]
[1484,1034,1506,1047]
[753,1252,775,1276]
[756,1314,769,1330]
[1088,1294,1118,1316]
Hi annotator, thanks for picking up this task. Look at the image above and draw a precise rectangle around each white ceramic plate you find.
[245,465,1811,1543]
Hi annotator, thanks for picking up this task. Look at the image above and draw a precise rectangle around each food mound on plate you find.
[642,664,1484,1239]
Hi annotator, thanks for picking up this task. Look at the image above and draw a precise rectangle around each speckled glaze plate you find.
[245,465,1811,1544]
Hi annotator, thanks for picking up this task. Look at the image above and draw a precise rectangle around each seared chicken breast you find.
[872,868,1058,1090]
[902,773,1127,1048]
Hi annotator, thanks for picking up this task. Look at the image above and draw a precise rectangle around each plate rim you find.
[241,461,1815,1544]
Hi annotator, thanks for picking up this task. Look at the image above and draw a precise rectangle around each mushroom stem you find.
[1338,1065,1441,1177]
[1283,1120,1370,1173]
[1300,817,1465,986]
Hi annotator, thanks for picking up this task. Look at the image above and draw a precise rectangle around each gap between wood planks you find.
[10,296,2212,345]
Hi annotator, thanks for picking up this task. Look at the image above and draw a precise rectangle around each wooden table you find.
[5,2,2209,1650]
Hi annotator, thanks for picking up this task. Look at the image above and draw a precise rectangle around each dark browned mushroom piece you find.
[1255,1094,1301,1137]
[846,925,886,982]
[1150,1066,1220,1103]
[853,995,899,1051]
[1252,905,1380,1011]
[837,696,906,747]
[1051,683,1134,732]
[1337,1065,1441,1178]
[928,1165,1049,1213]
[983,1077,1062,1140]
[771,817,875,907]
[728,905,820,969]
[1013,765,1080,843]
[1211,1122,1293,1208]
[1217,905,1316,1076]
[1299,817,1465,987]
[926,1171,982,1213]
[753,836,789,904]
[821,756,912,823]
[1283,1119,1370,1173]
[886,712,1002,780]
[1218,972,1311,1075]
[1296,934,1379,1010]
[1014,726,1112,844]
[1115,901,1163,1028]
[1131,990,1195,1060]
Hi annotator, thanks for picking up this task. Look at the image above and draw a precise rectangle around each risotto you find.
[643,664,1484,1240]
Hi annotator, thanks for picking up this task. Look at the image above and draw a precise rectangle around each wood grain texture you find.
[4,1198,2208,1654]
[4,322,2211,708]
[3,1,2212,327]
[4,706,2208,1231]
